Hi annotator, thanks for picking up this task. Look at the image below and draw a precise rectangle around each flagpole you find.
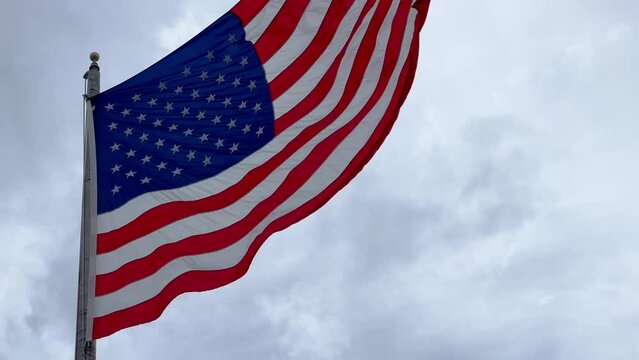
[76,52,100,360]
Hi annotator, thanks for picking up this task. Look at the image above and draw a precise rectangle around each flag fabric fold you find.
[89,0,431,339]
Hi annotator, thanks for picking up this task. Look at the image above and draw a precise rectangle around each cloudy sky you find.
[1,0,638,359]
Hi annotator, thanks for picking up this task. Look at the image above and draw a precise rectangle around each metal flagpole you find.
[76,52,100,360]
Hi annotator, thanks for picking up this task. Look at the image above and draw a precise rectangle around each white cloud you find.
[156,1,236,51]
[257,288,350,360]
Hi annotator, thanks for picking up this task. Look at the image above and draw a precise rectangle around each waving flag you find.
[88,0,431,339]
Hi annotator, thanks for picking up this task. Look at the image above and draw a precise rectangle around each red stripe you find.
[253,0,312,64]
[231,0,270,26]
[96,0,395,255]
[96,0,411,297]
[268,0,357,100]
[93,1,429,337]
[414,0,432,32]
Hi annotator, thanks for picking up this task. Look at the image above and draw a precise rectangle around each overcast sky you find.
[1,0,638,359]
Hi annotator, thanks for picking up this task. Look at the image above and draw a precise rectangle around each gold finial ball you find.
[90,52,100,62]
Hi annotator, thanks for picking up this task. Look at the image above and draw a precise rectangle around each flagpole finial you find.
[86,52,101,98]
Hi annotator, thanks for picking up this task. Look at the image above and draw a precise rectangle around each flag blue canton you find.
[92,13,274,214]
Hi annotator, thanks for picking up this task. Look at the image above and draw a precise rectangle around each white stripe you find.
[94,11,417,317]
[271,0,370,118]
[243,0,286,43]
[97,0,400,274]
[262,0,332,82]
[97,0,381,234]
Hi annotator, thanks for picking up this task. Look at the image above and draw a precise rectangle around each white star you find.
[147,98,158,107]
[227,119,237,129]
[158,81,168,92]
[240,57,249,67]
[126,149,137,158]
[174,86,184,94]
[153,119,163,128]
[191,89,200,100]
[111,185,121,196]
[125,170,136,178]
[108,122,118,131]
[183,128,194,137]
[256,126,265,138]
[170,144,181,154]
[141,155,152,165]
[228,33,237,43]
[137,113,147,123]
[230,143,239,154]
[199,133,210,143]
[105,103,115,111]
[181,107,190,117]
[216,74,225,84]
[156,162,167,171]
[207,94,216,103]
[223,98,232,107]
[155,138,165,148]
[165,102,174,112]
[232,77,241,87]
[139,133,149,142]
[131,94,141,102]
[238,101,247,110]
[215,138,224,149]
[253,103,262,113]
[200,71,209,81]
[140,177,152,185]
[187,150,196,161]
[223,54,232,65]
[206,50,215,61]
[182,67,192,77]
[110,143,121,152]
[212,115,222,125]
[120,108,131,117]
[248,80,257,91]
[196,111,206,121]
[172,167,183,177]
[123,128,133,137]
[202,156,212,167]
[168,124,178,132]
[242,124,251,135]
[111,164,122,174]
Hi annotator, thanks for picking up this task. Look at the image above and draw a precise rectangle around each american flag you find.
[88,0,431,339]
